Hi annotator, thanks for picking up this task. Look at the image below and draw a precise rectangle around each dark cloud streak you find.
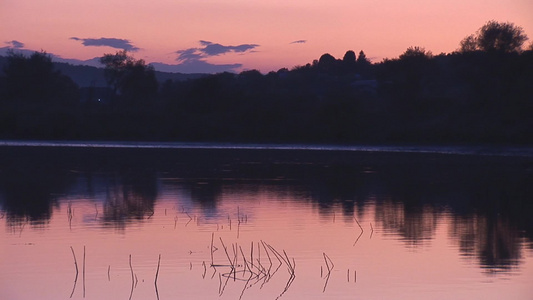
[176,40,259,62]
[175,48,204,62]
[199,40,259,56]
[173,40,259,73]
[290,40,307,44]
[70,37,139,51]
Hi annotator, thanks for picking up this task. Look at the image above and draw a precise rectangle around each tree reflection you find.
[369,158,530,271]
[374,200,439,246]
[0,155,73,228]
[0,146,160,230]
[100,170,158,229]
[190,180,222,209]
[450,214,522,272]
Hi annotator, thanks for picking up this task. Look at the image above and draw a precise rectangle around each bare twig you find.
[322,271,331,292]
[155,254,161,300]
[70,246,79,280]
[155,254,161,284]
[353,231,363,246]
[353,216,364,246]
[69,246,79,298]
[322,252,334,292]
[354,216,363,232]
[210,232,215,266]
[322,252,332,273]
[184,211,192,227]
[219,237,235,278]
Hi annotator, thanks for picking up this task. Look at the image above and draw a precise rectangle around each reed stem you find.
[155,254,161,284]
[69,246,79,298]
[70,246,79,279]
[83,246,86,298]
[155,254,161,300]
[129,254,134,300]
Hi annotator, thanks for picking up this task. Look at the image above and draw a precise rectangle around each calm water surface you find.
[0,144,532,300]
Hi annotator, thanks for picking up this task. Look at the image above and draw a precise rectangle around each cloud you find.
[176,48,205,62]
[4,40,25,48]
[176,40,259,63]
[0,40,249,74]
[172,40,259,73]
[70,37,139,51]
[199,40,259,56]
[290,40,307,44]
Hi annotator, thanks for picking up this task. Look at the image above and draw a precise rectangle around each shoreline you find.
[0,140,532,158]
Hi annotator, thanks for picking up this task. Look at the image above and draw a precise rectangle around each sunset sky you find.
[1,0,532,73]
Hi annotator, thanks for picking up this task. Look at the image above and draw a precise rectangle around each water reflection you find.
[0,159,71,226]
[0,146,531,274]
[451,214,523,272]
[99,170,158,228]
[375,201,440,246]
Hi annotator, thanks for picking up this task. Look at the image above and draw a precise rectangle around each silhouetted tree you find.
[100,50,158,104]
[460,20,528,53]
[238,69,263,81]
[459,35,478,52]
[399,46,433,60]
[378,46,437,119]
[2,50,78,104]
[356,50,370,65]
[356,50,372,77]
[342,50,356,65]
[100,50,130,94]
[343,50,356,63]
[341,50,357,73]
[318,53,338,73]
[119,59,158,105]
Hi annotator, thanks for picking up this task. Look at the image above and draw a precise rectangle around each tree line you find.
[0,20,531,144]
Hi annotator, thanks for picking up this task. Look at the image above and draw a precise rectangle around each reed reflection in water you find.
[0,146,532,300]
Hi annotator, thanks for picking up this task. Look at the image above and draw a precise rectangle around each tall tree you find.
[317,53,338,73]
[342,50,357,73]
[356,50,370,65]
[343,50,356,64]
[100,50,131,95]
[459,20,528,53]
[99,50,158,104]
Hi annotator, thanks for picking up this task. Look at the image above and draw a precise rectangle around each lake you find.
[0,143,532,300]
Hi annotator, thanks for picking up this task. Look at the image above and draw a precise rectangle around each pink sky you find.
[1,0,532,73]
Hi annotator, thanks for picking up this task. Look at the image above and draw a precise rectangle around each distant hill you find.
[0,55,206,88]
[53,62,107,87]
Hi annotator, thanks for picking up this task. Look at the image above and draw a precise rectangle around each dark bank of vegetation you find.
[0,20,532,145]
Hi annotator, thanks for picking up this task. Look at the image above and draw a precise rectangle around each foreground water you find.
[0,144,532,300]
